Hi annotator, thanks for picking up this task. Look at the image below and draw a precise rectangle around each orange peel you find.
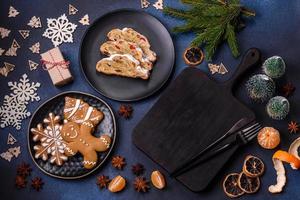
[288,137,300,164]
[269,150,300,193]
[268,158,286,193]
[273,150,300,169]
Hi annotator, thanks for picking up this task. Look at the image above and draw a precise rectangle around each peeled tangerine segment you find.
[268,158,286,193]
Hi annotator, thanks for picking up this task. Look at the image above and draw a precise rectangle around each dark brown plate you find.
[79,9,175,101]
[27,91,116,179]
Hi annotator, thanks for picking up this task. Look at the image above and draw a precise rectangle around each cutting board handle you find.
[224,48,261,90]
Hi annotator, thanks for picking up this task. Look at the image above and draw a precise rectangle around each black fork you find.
[171,122,262,177]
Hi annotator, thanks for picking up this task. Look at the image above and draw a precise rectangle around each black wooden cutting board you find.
[132,48,261,192]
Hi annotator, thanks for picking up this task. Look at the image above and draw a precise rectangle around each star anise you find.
[133,176,150,192]
[288,121,299,133]
[118,104,133,119]
[131,163,145,176]
[96,175,110,189]
[31,177,44,191]
[282,82,295,97]
[111,155,126,170]
[17,162,32,178]
[15,175,27,189]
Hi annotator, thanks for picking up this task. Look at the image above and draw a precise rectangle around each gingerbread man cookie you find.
[61,120,111,169]
[63,97,104,126]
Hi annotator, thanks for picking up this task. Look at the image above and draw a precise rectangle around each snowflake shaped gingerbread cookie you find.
[31,113,67,166]
[43,14,77,47]
[0,74,40,130]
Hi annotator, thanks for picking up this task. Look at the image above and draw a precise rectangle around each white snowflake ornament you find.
[29,42,40,53]
[79,14,90,25]
[8,6,19,18]
[0,74,40,130]
[43,14,77,47]
[28,16,42,28]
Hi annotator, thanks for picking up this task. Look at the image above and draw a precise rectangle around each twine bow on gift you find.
[40,59,70,71]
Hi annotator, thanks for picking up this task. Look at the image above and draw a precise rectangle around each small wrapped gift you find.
[40,47,73,86]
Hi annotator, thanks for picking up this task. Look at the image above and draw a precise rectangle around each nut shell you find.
[108,175,126,193]
[151,170,166,189]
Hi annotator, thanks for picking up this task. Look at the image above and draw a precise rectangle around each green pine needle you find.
[164,0,255,60]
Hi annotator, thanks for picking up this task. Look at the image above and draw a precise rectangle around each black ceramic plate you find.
[27,91,116,179]
[80,9,175,101]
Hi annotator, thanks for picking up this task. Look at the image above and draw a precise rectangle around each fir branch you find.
[163,7,191,19]
[164,0,255,60]
[173,24,195,33]
[225,23,239,57]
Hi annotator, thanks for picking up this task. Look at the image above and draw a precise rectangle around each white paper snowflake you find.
[0,74,40,130]
[0,27,11,38]
[31,113,67,166]
[43,14,77,47]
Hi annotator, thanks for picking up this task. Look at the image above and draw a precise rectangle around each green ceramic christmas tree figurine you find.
[246,74,275,102]
[262,56,286,79]
[266,96,290,120]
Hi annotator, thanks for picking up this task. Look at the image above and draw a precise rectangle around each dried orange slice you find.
[238,172,260,194]
[242,155,264,177]
[183,47,204,66]
[223,173,244,198]
[273,150,300,169]
[257,127,280,149]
